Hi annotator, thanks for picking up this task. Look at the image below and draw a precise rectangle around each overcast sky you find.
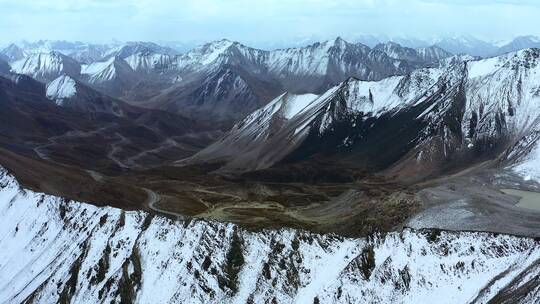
[1,0,539,46]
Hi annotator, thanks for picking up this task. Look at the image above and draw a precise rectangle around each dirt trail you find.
[143,188,184,219]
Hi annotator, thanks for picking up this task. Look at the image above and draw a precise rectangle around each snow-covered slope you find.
[10,51,81,82]
[416,46,453,63]
[81,56,140,97]
[45,75,77,105]
[82,57,134,83]
[0,167,539,303]
[44,75,126,115]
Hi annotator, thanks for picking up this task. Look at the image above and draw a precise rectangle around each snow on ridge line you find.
[0,166,539,303]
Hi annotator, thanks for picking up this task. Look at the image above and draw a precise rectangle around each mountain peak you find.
[10,51,81,81]
[325,36,349,48]
[1,43,26,62]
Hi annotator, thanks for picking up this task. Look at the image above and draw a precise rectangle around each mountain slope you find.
[0,58,10,76]
[189,49,540,180]
[0,74,212,172]
[0,44,26,62]
[81,56,140,97]
[46,75,127,115]
[187,65,444,172]
[146,64,283,126]
[0,167,538,303]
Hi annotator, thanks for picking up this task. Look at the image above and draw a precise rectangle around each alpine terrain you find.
[0,17,540,303]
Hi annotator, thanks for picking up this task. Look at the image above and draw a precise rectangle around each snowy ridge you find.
[171,38,410,83]
[124,52,173,72]
[0,167,539,303]
[10,51,81,81]
[45,75,77,105]
[374,42,452,64]
[103,41,178,60]
[82,56,135,84]
[9,40,112,63]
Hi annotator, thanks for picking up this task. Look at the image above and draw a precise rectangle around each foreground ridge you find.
[0,167,539,303]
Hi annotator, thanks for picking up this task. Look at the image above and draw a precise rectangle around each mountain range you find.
[2,36,538,127]
[2,37,452,126]
[187,48,540,182]
[1,34,540,303]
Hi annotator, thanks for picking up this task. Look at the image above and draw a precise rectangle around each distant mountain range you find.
[351,34,540,57]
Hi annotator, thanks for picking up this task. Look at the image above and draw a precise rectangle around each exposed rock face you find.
[0,167,539,303]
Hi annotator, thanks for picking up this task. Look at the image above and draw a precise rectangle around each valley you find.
[1,33,540,302]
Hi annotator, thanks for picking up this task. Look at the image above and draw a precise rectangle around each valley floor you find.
[410,169,540,237]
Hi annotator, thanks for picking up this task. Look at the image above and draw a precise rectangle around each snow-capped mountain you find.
[171,39,266,73]
[497,35,540,55]
[10,51,81,82]
[433,36,499,57]
[0,44,27,62]
[16,40,112,63]
[124,52,173,72]
[103,41,178,60]
[190,48,540,179]
[267,37,414,92]
[173,37,414,90]
[347,34,431,49]
[45,75,126,115]
[374,42,452,64]
[0,167,539,303]
[81,56,140,97]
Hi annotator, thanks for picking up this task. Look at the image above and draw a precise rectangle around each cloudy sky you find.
[1,0,539,46]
